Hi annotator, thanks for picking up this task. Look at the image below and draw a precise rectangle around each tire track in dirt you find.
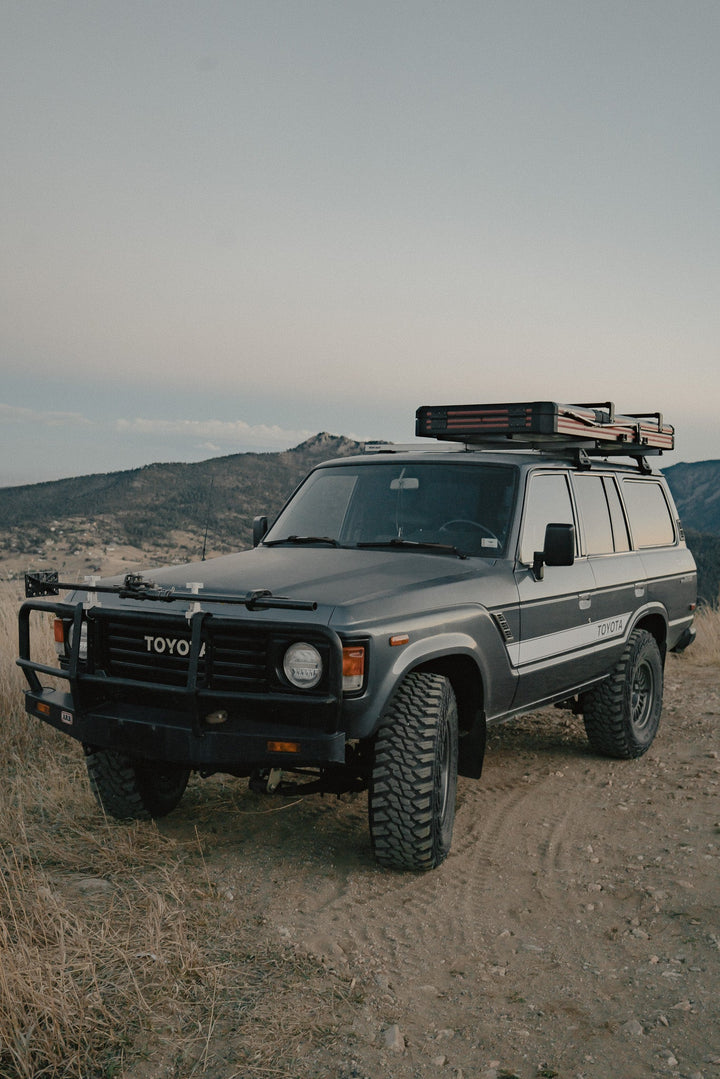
[266,754,610,988]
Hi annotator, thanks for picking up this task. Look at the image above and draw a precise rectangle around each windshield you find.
[264,461,517,557]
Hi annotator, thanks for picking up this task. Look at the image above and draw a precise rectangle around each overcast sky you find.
[2,1,718,486]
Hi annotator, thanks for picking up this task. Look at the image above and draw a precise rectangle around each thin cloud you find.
[113,417,317,450]
[0,403,93,427]
[0,404,315,451]
[0,407,330,486]
[0,403,315,448]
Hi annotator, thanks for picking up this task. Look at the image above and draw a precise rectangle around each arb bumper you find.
[25,686,347,768]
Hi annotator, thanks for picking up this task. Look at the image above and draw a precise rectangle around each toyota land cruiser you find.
[18,401,697,870]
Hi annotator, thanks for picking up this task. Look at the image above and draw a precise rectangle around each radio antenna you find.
[201,476,215,562]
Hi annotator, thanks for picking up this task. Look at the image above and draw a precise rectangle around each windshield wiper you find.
[357,538,468,560]
[264,535,340,547]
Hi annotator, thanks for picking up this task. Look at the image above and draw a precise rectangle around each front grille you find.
[209,629,270,692]
[96,618,270,693]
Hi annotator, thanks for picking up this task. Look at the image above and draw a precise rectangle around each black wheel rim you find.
[436,716,451,823]
[631,660,654,732]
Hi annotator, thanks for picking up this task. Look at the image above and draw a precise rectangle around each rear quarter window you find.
[621,479,676,548]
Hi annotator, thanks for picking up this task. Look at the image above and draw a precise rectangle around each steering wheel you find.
[438,519,499,544]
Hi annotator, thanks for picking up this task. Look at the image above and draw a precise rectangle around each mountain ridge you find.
[1,439,718,603]
[662,459,720,535]
[0,434,363,562]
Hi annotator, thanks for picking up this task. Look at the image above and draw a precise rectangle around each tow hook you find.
[249,767,283,794]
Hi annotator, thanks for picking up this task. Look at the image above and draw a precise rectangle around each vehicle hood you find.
[85,546,505,628]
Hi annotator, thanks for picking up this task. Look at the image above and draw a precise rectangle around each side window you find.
[572,474,631,554]
[519,473,575,564]
[621,479,676,548]
[603,477,630,552]
[573,474,613,555]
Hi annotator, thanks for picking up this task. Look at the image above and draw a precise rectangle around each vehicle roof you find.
[315,447,663,477]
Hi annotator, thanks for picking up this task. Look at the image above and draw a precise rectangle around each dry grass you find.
[0,763,197,1074]
[0,581,354,1078]
[0,581,53,769]
[685,601,720,666]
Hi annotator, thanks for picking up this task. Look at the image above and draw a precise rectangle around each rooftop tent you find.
[415,401,674,456]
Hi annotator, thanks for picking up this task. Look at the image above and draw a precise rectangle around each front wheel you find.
[581,629,664,759]
[84,747,190,820]
[369,672,458,871]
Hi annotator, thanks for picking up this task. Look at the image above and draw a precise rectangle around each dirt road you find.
[140,656,719,1079]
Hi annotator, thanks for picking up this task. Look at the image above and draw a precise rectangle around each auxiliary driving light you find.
[67,621,88,660]
[205,710,228,725]
[283,642,323,688]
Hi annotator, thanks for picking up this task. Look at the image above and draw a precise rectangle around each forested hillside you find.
[663,462,720,605]
[684,529,720,607]
[664,459,720,533]
[0,434,360,555]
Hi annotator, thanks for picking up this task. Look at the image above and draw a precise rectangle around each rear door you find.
[512,470,598,708]
[571,471,644,658]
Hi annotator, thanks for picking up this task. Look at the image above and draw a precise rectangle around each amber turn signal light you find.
[267,740,301,754]
[342,646,365,691]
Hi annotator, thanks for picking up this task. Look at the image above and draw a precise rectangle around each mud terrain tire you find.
[369,672,458,871]
[582,629,663,759]
[85,747,190,820]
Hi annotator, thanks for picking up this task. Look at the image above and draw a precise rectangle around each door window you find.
[573,474,613,555]
[571,474,631,554]
[603,477,631,552]
[519,473,575,564]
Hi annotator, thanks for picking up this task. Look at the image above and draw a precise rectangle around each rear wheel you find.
[369,672,458,871]
[84,747,190,820]
[581,629,663,759]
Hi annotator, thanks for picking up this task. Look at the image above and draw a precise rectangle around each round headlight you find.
[283,642,323,689]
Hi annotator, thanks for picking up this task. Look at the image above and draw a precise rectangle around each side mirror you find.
[252,515,269,547]
[533,523,575,580]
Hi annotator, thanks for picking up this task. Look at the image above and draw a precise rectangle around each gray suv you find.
[18,402,697,871]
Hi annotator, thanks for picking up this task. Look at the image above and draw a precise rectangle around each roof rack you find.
[415,401,673,468]
[363,440,461,454]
